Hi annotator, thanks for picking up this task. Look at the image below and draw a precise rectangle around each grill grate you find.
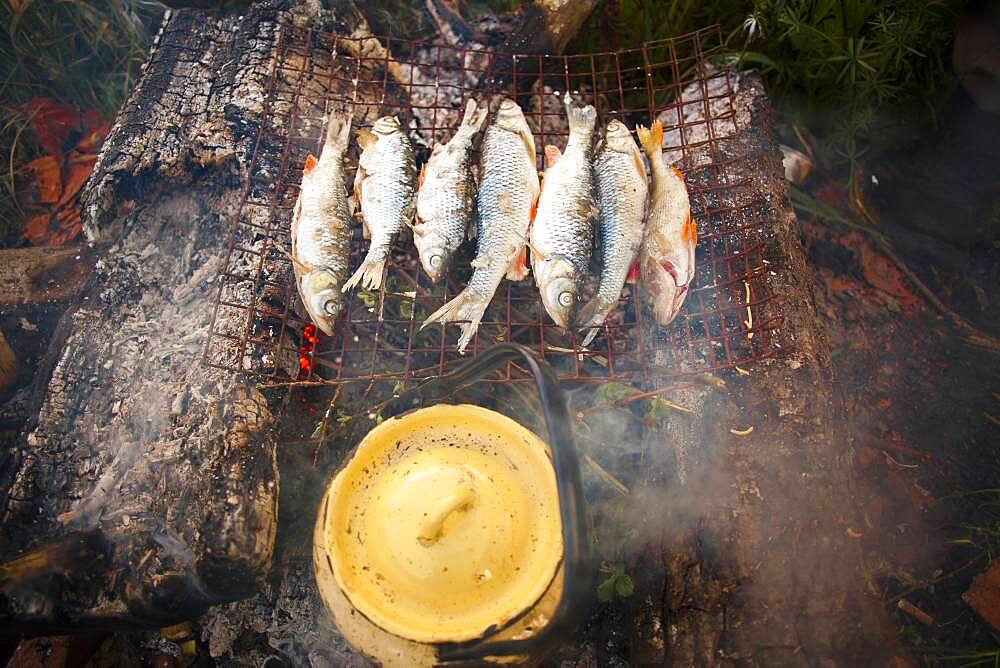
[203,23,790,387]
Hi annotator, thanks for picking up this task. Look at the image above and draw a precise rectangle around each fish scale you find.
[530,97,598,328]
[421,98,539,353]
[578,120,648,346]
[343,116,417,292]
[291,113,353,336]
[414,99,487,282]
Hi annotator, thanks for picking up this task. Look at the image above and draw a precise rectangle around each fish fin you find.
[564,96,597,134]
[356,128,377,151]
[303,154,318,174]
[277,243,312,275]
[671,165,686,182]
[324,112,353,151]
[543,144,562,169]
[625,260,640,284]
[461,98,489,131]
[418,163,426,189]
[506,245,530,281]
[631,144,647,179]
[399,211,415,231]
[682,211,698,245]
[421,288,488,354]
[342,251,387,292]
[529,190,539,222]
[635,120,663,158]
[519,129,537,165]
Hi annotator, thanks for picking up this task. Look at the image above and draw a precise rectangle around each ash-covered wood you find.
[0,1,303,633]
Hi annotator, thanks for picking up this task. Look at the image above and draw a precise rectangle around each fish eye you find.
[323,300,339,316]
[558,291,573,307]
[429,254,442,269]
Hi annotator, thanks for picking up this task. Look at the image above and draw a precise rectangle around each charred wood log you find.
[0,1,304,634]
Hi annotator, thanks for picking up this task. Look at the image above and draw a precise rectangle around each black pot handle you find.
[385,343,592,662]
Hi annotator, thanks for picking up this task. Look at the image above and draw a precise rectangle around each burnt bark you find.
[0,1,302,634]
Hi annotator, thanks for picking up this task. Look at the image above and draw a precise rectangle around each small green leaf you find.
[594,382,633,404]
[886,299,901,314]
[596,575,616,602]
[615,574,635,598]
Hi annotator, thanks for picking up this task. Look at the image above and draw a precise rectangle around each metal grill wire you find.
[204,23,789,387]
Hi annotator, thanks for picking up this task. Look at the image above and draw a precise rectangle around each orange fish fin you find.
[507,245,530,281]
[418,163,426,188]
[543,145,562,169]
[650,120,664,147]
[530,190,540,222]
[303,154,318,174]
[625,260,640,284]
[682,212,698,245]
[631,146,646,178]
[671,166,685,182]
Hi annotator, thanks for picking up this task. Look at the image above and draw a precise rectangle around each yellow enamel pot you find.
[312,344,591,666]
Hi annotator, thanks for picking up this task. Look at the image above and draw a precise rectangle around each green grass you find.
[0,0,161,245]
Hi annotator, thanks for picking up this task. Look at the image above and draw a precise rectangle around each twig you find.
[885,554,984,605]
[791,184,1000,353]
[897,599,934,626]
[873,238,1000,353]
[583,454,629,496]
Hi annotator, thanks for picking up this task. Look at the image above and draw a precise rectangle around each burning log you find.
[0,2,299,634]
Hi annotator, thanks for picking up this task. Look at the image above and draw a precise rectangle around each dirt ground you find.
[802,211,1000,663]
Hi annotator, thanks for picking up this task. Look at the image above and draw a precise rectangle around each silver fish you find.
[530,96,597,328]
[414,99,488,282]
[578,119,649,346]
[343,115,417,292]
[636,120,697,325]
[421,98,539,353]
[290,113,353,336]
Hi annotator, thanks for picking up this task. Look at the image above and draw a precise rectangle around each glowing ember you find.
[297,324,319,380]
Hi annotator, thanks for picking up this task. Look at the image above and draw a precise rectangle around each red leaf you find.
[56,153,96,209]
[25,98,79,158]
[50,207,82,247]
[75,109,110,153]
[24,155,62,204]
[23,213,52,245]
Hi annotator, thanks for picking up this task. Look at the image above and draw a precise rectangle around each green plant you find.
[732,0,964,167]
[0,0,160,244]
[596,561,635,602]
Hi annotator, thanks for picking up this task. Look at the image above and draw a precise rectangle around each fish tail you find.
[421,288,488,353]
[635,120,663,158]
[324,111,353,152]
[342,250,387,292]
[565,97,597,134]
[461,98,489,132]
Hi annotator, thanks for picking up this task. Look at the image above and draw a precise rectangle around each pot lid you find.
[322,403,562,644]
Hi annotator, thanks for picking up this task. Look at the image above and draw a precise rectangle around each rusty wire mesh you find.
[203,23,790,387]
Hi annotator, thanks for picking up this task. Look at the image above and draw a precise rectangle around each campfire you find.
[8,1,993,666]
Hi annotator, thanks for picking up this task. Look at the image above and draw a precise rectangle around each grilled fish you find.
[421,98,539,353]
[290,112,353,336]
[578,119,648,346]
[414,99,488,282]
[636,120,697,325]
[343,115,417,292]
[530,96,598,328]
